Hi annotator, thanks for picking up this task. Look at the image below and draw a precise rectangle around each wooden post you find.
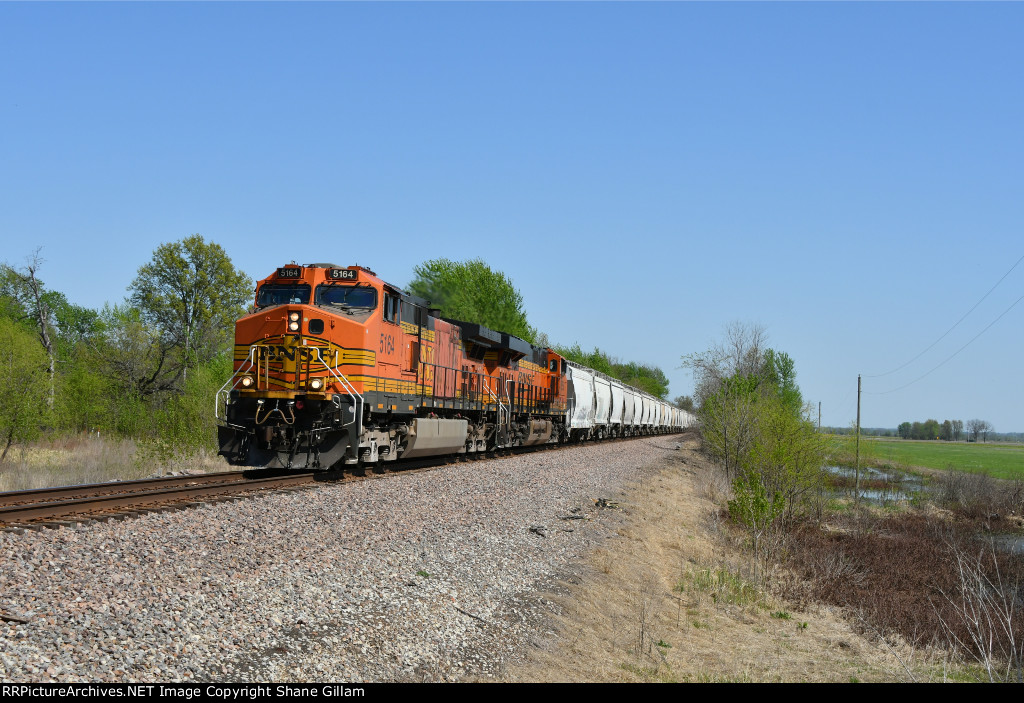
[855,374,861,511]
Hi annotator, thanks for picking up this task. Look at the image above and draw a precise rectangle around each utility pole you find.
[855,374,861,511]
[818,401,821,432]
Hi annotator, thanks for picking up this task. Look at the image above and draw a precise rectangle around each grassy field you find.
[852,438,1024,480]
[0,435,227,492]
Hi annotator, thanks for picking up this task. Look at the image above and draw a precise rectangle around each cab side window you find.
[383,292,400,324]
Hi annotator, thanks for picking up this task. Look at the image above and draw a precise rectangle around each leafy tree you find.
[743,397,827,524]
[683,322,826,520]
[898,422,912,439]
[697,373,762,477]
[909,420,940,440]
[673,395,695,412]
[729,472,785,583]
[615,360,670,399]
[762,349,802,416]
[56,360,111,435]
[138,353,234,470]
[1,256,58,409]
[408,258,536,342]
[554,344,671,398]
[98,303,184,400]
[967,419,987,443]
[128,235,252,382]
[0,318,49,462]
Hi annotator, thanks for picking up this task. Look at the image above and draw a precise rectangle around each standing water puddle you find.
[824,466,1024,555]
[824,465,925,505]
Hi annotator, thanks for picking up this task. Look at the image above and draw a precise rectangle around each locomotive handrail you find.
[214,346,261,423]
[216,343,364,430]
[485,383,506,424]
[308,346,362,429]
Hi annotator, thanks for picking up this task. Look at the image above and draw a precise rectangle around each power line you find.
[866,290,1024,395]
[865,252,1024,379]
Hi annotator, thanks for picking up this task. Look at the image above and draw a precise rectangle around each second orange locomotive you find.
[216,263,684,469]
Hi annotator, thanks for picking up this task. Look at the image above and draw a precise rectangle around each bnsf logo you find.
[259,345,313,361]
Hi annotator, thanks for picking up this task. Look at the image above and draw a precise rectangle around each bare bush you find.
[935,469,1023,519]
[781,514,1024,652]
[934,542,1024,683]
[630,575,662,657]
[814,548,868,589]
[698,466,733,504]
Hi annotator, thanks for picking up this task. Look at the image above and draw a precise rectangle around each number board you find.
[277,267,302,279]
[328,268,358,281]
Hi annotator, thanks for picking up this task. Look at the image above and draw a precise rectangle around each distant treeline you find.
[824,423,1022,443]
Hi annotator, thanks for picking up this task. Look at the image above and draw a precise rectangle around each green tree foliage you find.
[728,472,785,582]
[940,420,953,441]
[99,303,185,399]
[673,395,695,412]
[762,349,802,416]
[744,398,828,524]
[0,318,49,462]
[897,418,964,441]
[0,263,104,357]
[136,353,234,468]
[683,322,826,523]
[0,265,39,333]
[1,239,248,461]
[407,258,536,342]
[128,234,252,380]
[554,344,671,399]
[2,256,107,425]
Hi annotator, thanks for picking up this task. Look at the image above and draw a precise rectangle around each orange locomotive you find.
[216,263,571,469]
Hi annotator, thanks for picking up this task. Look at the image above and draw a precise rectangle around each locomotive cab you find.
[217,264,382,469]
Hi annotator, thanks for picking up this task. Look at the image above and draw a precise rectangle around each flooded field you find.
[824,465,925,505]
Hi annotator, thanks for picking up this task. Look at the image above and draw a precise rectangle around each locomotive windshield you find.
[256,284,311,308]
[315,284,377,311]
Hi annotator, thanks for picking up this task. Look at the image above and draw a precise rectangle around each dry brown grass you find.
[505,433,944,682]
[0,435,228,492]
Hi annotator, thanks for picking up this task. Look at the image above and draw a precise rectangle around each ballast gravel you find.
[0,439,673,682]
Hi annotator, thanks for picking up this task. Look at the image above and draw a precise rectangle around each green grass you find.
[843,438,1024,480]
[677,567,762,607]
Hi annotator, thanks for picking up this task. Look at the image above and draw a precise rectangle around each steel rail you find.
[0,469,291,508]
[0,473,315,524]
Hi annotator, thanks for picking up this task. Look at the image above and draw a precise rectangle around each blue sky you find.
[2,2,1022,432]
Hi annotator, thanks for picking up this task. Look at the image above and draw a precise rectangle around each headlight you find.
[309,378,323,391]
[288,320,300,331]
[240,375,254,388]
[289,312,300,322]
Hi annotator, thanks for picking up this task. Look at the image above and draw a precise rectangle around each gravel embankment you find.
[0,438,674,682]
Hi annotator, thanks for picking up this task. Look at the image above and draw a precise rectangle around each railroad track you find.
[0,432,687,531]
[0,470,318,528]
